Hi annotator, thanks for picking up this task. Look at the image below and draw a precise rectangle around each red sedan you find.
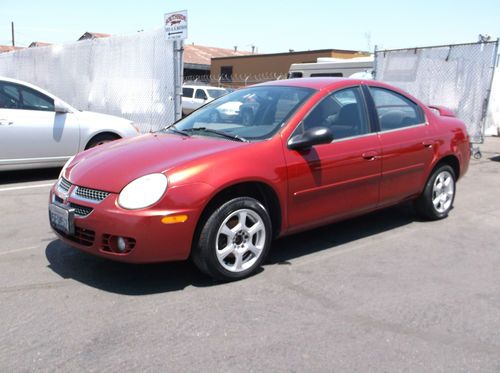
[49,78,470,281]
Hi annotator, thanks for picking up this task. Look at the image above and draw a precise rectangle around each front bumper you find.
[49,181,209,263]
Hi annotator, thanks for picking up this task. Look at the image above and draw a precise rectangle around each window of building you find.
[220,66,233,82]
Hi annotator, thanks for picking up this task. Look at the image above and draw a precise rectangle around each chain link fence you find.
[375,41,498,143]
[0,29,177,133]
[485,66,500,136]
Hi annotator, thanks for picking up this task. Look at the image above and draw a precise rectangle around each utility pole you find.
[11,22,15,47]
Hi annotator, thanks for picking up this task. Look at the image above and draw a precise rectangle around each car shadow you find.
[267,202,417,265]
[45,202,418,295]
[45,240,216,295]
[0,168,61,185]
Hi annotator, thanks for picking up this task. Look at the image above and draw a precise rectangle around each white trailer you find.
[288,56,374,79]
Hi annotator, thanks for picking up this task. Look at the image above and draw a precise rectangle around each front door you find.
[284,86,381,232]
[0,81,79,167]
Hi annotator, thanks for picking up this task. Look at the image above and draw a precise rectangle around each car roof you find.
[252,78,429,111]
[183,85,227,90]
[256,77,368,90]
[0,75,58,97]
[0,75,76,110]
[0,75,45,90]
[255,78,424,104]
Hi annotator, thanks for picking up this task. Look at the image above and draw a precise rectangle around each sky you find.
[1,0,499,53]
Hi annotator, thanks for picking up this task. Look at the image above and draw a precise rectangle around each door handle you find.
[0,119,13,126]
[362,151,379,160]
[422,140,434,148]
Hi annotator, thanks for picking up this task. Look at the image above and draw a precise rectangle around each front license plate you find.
[49,203,75,235]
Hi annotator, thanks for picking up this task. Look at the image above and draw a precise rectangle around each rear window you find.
[310,73,343,77]
[207,89,228,99]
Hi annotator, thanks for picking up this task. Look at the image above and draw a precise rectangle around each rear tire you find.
[192,197,272,281]
[415,164,456,220]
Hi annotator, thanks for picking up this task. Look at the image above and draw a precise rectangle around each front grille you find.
[75,186,110,202]
[69,203,93,217]
[53,197,92,217]
[57,178,72,195]
[55,226,95,247]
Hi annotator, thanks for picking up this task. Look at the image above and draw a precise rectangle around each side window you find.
[195,89,208,100]
[310,72,343,77]
[20,87,54,111]
[302,86,369,140]
[0,82,54,111]
[370,87,424,131]
[182,87,194,98]
[0,83,21,109]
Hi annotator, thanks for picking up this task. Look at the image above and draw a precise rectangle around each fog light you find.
[117,237,127,252]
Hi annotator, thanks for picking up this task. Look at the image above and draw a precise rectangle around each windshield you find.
[207,89,229,99]
[171,86,315,141]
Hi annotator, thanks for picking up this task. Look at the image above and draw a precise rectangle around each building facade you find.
[210,48,369,87]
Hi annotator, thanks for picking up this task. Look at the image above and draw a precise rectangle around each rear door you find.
[366,86,434,207]
[284,86,381,232]
[0,81,79,167]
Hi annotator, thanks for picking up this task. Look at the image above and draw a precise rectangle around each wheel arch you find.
[84,131,121,150]
[193,181,282,244]
[433,154,461,180]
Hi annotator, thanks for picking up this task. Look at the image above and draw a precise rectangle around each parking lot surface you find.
[1,138,499,372]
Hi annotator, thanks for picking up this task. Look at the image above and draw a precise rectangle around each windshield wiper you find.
[184,127,248,142]
[164,124,191,137]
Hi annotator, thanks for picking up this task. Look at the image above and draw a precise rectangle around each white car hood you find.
[74,110,138,138]
[77,110,133,126]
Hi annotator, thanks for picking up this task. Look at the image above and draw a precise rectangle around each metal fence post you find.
[173,39,184,121]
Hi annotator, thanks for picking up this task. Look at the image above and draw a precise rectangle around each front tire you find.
[192,197,272,281]
[415,164,456,220]
[86,133,120,149]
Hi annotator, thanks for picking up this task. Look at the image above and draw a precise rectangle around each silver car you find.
[0,76,139,171]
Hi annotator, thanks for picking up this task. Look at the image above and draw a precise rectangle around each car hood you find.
[66,133,246,193]
[77,110,133,127]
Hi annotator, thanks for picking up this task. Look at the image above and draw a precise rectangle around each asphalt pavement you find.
[1,138,499,372]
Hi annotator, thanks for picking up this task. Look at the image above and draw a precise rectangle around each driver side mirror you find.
[54,99,72,114]
[288,126,333,150]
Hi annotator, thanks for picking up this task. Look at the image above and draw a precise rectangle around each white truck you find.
[288,56,374,79]
[182,85,230,116]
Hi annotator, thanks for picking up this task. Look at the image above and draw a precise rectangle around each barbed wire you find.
[184,72,288,87]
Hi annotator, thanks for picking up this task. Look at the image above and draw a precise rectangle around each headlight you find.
[117,173,168,210]
[59,155,75,178]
